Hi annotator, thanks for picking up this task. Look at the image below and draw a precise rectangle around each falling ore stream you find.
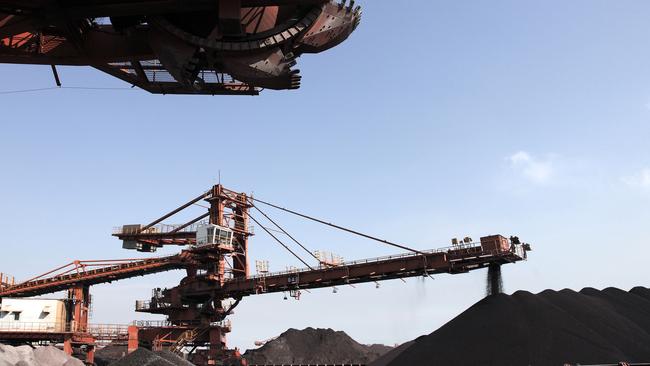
[486,263,503,296]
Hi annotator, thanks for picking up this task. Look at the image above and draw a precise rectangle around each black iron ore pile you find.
[371,287,650,366]
[103,328,390,366]
[94,345,127,366]
[243,327,392,365]
[107,348,194,366]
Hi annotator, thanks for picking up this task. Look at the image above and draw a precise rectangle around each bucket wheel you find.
[144,0,361,90]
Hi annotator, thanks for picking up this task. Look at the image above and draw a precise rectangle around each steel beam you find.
[0,255,189,298]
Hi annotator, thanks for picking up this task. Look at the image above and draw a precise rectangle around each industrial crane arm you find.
[0,253,192,298]
[177,240,529,301]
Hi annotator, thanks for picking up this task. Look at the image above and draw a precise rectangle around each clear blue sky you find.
[1,0,650,350]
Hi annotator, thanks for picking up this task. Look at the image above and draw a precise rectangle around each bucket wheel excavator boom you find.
[0,0,361,94]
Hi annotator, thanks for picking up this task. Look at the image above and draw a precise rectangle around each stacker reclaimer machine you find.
[0,184,531,365]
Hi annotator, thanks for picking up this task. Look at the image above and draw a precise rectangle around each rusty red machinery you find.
[0,257,188,363]
[0,0,361,94]
[0,184,531,365]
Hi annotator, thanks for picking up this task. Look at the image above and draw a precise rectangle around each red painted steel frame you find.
[0,184,529,366]
[0,0,360,94]
[0,256,189,298]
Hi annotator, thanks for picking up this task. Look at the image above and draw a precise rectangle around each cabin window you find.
[0,311,8,319]
[11,312,20,321]
[197,225,233,247]
[219,229,231,244]
[208,227,214,244]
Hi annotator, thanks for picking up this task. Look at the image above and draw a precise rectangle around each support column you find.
[86,345,95,364]
[232,193,249,279]
[127,325,139,353]
[68,285,90,332]
[63,335,73,355]
[208,327,224,364]
[208,185,227,286]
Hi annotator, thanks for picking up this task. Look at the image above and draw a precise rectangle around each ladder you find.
[169,326,210,355]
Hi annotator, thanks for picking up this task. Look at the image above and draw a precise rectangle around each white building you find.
[0,298,67,332]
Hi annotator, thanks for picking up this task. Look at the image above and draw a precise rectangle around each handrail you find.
[226,241,525,283]
[113,221,255,237]
[135,300,173,311]
[0,322,130,335]
[230,246,463,281]
[113,220,210,236]
[0,321,69,332]
[131,319,231,329]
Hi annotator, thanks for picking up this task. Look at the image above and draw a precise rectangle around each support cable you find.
[252,205,321,264]
[0,86,135,95]
[248,214,314,270]
[250,197,426,256]
[168,212,210,234]
[140,191,209,232]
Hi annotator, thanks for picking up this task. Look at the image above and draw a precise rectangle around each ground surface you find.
[370,287,650,366]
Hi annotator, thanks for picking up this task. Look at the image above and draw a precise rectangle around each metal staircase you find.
[169,326,210,355]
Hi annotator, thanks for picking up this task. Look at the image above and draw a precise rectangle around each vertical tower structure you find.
[126,184,253,364]
[65,285,95,363]
[207,184,251,281]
